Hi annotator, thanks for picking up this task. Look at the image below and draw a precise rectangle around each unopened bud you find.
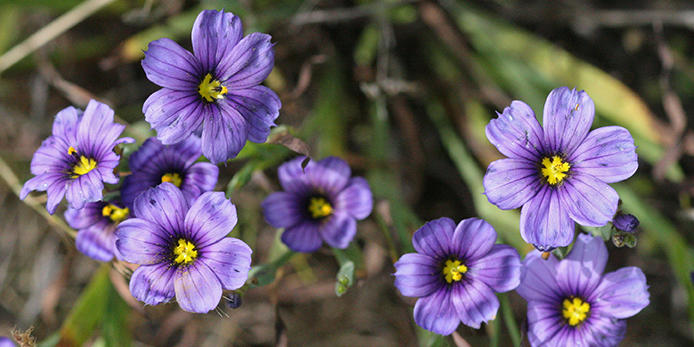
[613,213,639,233]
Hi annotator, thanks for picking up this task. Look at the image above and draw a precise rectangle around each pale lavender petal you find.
[393,253,441,298]
[561,173,619,227]
[281,222,322,253]
[450,279,499,329]
[142,38,201,90]
[200,237,252,290]
[191,10,243,73]
[520,186,575,250]
[174,262,223,313]
[75,220,116,262]
[516,250,560,303]
[565,233,608,276]
[305,156,351,195]
[51,106,81,142]
[413,287,459,335]
[466,244,521,292]
[133,183,188,234]
[225,86,281,143]
[555,259,602,300]
[569,126,638,183]
[129,263,176,306]
[483,158,542,210]
[486,100,544,160]
[65,173,104,210]
[29,137,68,175]
[335,177,373,220]
[143,89,200,141]
[542,87,595,155]
[277,156,309,193]
[261,192,303,228]
[201,103,247,164]
[412,217,455,259]
[115,218,169,265]
[450,218,496,261]
[319,212,357,249]
[44,175,69,214]
[592,267,649,319]
[217,33,274,87]
[184,191,237,248]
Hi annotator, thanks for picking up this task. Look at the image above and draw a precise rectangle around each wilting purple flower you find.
[612,213,639,233]
[115,183,252,313]
[20,100,134,214]
[393,217,521,335]
[65,200,130,262]
[141,9,281,164]
[517,234,649,346]
[483,87,638,251]
[261,156,373,253]
[121,137,218,209]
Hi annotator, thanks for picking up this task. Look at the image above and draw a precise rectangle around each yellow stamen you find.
[308,197,333,219]
[442,259,468,283]
[101,204,129,223]
[173,239,198,265]
[161,172,182,187]
[562,297,591,326]
[68,146,77,155]
[71,156,97,178]
[198,73,228,102]
[541,155,571,185]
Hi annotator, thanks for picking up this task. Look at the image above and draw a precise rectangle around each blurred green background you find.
[0,0,693,345]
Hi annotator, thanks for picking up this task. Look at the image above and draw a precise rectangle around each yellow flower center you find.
[173,239,198,265]
[562,297,591,326]
[70,152,97,179]
[198,73,228,102]
[308,197,333,219]
[541,155,570,185]
[161,172,182,187]
[442,259,468,283]
[101,204,129,223]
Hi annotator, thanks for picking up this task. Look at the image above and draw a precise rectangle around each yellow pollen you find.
[198,73,228,102]
[442,259,468,283]
[173,239,198,265]
[541,156,570,185]
[562,297,590,326]
[101,204,129,223]
[161,172,182,187]
[308,197,333,219]
[67,146,77,155]
[71,156,97,178]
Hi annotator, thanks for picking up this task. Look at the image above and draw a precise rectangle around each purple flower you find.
[612,213,639,233]
[0,337,15,347]
[517,234,649,346]
[261,156,373,253]
[121,137,218,209]
[393,217,521,335]
[483,87,638,251]
[20,100,134,214]
[115,183,252,313]
[65,200,130,262]
[141,9,281,164]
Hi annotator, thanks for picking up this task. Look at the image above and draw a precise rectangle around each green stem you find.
[500,293,521,346]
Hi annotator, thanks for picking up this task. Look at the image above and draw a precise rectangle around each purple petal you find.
[191,10,243,73]
[450,279,499,329]
[65,202,103,229]
[277,156,309,193]
[542,87,595,155]
[483,158,542,210]
[129,263,176,306]
[225,86,281,143]
[180,162,219,199]
[115,218,169,265]
[281,222,322,253]
[200,237,252,290]
[201,103,248,164]
[184,191,237,248]
[21,173,68,214]
[51,106,81,142]
[450,218,497,261]
[174,262,222,313]
[335,177,373,220]
[565,233,608,276]
[413,287,459,335]
[217,33,274,88]
[133,183,188,234]
[526,300,564,346]
[121,176,156,210]
[393,253,441,298]
[141,38,201,90]
[319,212,357,249]
[592,267,649,319]
[143,89,201,144]
[580,314,627,346]
[306,156,352,195]
[29,136,68,175]
[155,101,205,146]
[569,126,638,183]
[486,100,544,160]
[127,138,165,172]
[555,258,602,300]
[65,173,104,210]
[77,100,125,158]
[520,186,575,250]
[562,174,619,227]
[76,220,116,262]
[516,250,560,303]
[412,217,456,259]
[466,244,521,292]
[261,192,303,228]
